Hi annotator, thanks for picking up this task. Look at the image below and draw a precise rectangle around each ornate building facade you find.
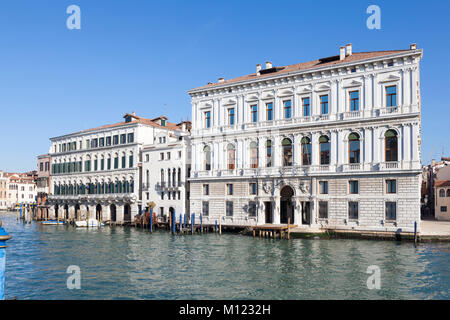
[188,44,423,232]
[48,113,185,224]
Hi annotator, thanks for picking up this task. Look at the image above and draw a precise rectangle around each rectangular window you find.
[205,111,211,128]
[302,97,310,117]
[266,103,273,121]
[284,100,291,119]
[319,201,328,219]
[349,91,359,111]
[386,202,397,220]
[113,135,119,145]
[227,184,233,195]
[226,201,233,216]
[386,180,397,194]
[167,152,171,160]
[348,202,359,220]
[120,134,126,144]
[320,95,329,114]
[86,140,90,149]
[203,184,209,196]
[441,206,448,212]
[106,137,111,146]
[160,153,164,160]
[349,181,359,194]
[251,105,258,123]
[127,133,134,143]
[386,85,397,107]
[249,201,257,217]
[202,201,209,216]
[91,139,98,148]
[228,108,235,125]
[319,181,328,194]
[249,183,257,195]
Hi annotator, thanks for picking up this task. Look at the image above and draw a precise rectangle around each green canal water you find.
[1,212,449,300]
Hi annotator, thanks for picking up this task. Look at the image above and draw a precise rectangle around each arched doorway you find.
[64,204,69,220]
[54,204,59,219]
[96,204,102,221]
[75,204,80,221]
[110,204,117,222]
[280,186,294,224]
[124,204,131,222]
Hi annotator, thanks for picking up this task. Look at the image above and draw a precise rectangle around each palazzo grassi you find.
[47,44,423,233]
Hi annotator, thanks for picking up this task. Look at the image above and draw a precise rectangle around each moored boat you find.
[75,219,104,228]
[40,220,65,226]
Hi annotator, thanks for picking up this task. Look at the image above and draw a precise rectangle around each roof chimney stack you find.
[218,78,225,83]
[265,61,272,69]
[346,43,352,56]
[256,64,262,75]
[410,43,417,50]
[340,46,346,61]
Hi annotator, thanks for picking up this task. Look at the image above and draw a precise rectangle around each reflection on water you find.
[1,212,449,300]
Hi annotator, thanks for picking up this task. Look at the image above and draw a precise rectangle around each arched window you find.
[227,144,236,170]
[348,133,360,164]
[177,168,181,187]
[282,138,293,167]
[266,140,272,167]
[439,189,445,197]
[160,169,164,186]
[168,168,171,186]
[203,146,211,171]
[301,137,311,166]
[250,141,258,168]
[172,168,176,187]
[319,136,330,165]
[447,189,450,197]
[385,130,398,162]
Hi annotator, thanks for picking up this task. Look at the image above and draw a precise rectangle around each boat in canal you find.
[75,219,104,228]
[40,220,65,226]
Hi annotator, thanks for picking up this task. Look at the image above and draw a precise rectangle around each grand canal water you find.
[1,212,449,300]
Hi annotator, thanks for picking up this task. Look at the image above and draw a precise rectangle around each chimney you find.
[340,46,346,61]
[132,111,136,116]
[256,64,262,75]
[265,61,272,69]
[346,43,352,56]
[218,78,225,83]
[410,43,417,50]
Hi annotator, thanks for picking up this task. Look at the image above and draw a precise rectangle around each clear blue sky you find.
[0,0,449,172]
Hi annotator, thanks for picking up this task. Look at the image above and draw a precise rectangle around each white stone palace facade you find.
[142,121,191,221]
[47,113,186,224]
[188,44,423,232]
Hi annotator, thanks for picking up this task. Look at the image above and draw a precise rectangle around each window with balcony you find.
[386,85,397,107]
[349,202,359,220]
[204,111,211,128]
[250,141,258,168]
[386,202,397,220]
[320,95,329,114]
[228,108,235,125]
[266,103,273,121]
[251,105,258,123]
[284,100,292,119]
[302,97,310,117]
[319,136,330,165]
[266,140,272,167]
[227,144,236,170]
[301,137,311,166]
[348,132,360,164]
[282,138,293,167]
[203,146,211,171]
[349,91,359,111]
[385,130,398,162]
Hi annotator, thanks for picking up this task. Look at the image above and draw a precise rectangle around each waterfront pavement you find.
[420,220,450,241]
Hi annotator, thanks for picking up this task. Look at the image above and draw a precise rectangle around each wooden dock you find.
[252,224,297,239]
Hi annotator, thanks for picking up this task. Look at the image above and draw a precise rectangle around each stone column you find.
[293,198,301,226]
[273,196,280,224]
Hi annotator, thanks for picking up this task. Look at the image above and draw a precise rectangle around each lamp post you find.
[0,220,12,300]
